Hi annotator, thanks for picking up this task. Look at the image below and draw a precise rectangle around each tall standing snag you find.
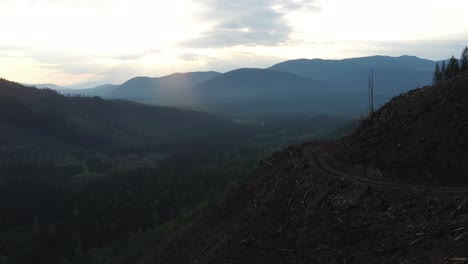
[371,67,374,115]
[368,73,371,117]
[368,67,375,118]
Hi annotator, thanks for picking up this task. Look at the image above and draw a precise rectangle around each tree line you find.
[433,46,468,85]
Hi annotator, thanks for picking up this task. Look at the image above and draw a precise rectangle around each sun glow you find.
[0,0,207,84]
[1,0,204,52]
[0,0,467,85]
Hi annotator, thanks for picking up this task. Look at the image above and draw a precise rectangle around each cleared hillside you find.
[333,73,468,185]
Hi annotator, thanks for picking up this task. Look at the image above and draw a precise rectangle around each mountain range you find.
[269,55,435,95]
[37,55,436,117]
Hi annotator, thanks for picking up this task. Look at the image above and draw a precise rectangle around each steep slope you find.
[140,74,468,264]
[333,73,468,185]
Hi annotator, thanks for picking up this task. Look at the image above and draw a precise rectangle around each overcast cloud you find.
[0,0,467,85]
[182,0,310,47]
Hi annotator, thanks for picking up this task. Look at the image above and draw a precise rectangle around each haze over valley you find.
[37,55,436,118]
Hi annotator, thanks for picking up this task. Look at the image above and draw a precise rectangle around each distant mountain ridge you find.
[194,68,326,97]
[191,68,339,116]
[189,56,435,117]
[28,55,437,117]
[270,55,434,75]
[58,84,119,97]
[26,83,66,90]
[269,55,435,95]
[107,71,221,105]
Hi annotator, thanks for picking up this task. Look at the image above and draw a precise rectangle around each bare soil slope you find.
[334,73,468,185]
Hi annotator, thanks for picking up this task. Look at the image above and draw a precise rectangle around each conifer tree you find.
[461,46,468,72]
[446,56,460,79]
[433,62,442,85]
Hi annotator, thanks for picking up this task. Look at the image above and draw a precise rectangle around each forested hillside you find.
[0,79,350,264]
[0,78,246,149]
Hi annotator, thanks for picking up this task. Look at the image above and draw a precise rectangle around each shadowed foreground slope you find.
[334,73,468,185]
[140,74,468,264]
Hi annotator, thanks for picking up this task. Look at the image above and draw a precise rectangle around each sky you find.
[0,0,467,87]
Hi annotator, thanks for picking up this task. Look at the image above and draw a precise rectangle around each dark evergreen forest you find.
[0,79,351,264]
